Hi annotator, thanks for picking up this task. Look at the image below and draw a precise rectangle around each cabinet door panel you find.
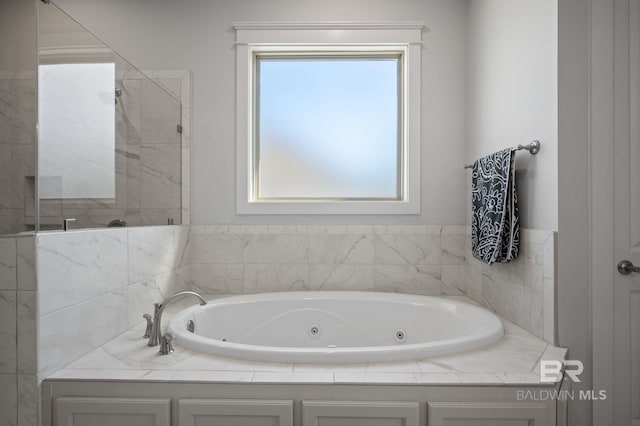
[428,402,551,426]
[178,399,293,426]
[55,397,170,426]
[302,401,419,426]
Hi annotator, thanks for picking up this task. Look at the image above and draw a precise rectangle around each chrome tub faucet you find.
[146,291,207,354]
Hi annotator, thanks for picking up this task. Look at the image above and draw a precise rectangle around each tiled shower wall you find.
[0,73,37,234]
[0,234,38,426]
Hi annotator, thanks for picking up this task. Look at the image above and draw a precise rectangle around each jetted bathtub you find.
[167,291,504,363]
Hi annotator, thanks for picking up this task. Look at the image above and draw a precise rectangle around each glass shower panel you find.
[39,63,116,200]
[38,1,182,230]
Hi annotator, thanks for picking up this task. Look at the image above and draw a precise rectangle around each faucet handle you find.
[159,332,175,355]
[142,314,153,339]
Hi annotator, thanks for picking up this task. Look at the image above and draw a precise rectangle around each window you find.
[235,22,423,214]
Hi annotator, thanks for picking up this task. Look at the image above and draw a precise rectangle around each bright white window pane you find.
[39,63,115,199]
[256,56,400,200]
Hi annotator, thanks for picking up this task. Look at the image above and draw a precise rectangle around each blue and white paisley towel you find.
[471,149,520,264]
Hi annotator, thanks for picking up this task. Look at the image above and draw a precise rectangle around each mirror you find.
[38,2,183,230]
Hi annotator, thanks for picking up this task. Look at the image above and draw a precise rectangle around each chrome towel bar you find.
[464,140,541,169]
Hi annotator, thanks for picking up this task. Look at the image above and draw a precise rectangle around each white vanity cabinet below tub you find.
[43,380,567,426]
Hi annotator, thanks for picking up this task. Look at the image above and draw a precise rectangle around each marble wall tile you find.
[481,271,543,338]
[308,265,375,291]
[16,292,36,375]
[0,291,17,373]
[128,226,180,284]
[462,229,556,342]
[307,225,348,234]
[244,264,309,293]
[543,233,556,280]
[127,270,186,328]
[0,79,37,236]
[140,79,181,145]
[0,374,17,426]
[372,225,430,234]
[484,242,544,290]
[0,210,12,235]
[542,226,557,341]
[114,144,141,209]
[17,375,37,426]
[374,265,441,294]
[37,230,128,315]
[140,144,181,209]
[243,234,308,264]
[39,290,129,377]
[0,237,17,290]
[188,232,244,264]
[0,177,11,211]
[374,234,441,265]
[543,277,556,344]
[9,145,35,209]
[440,265,466,295]
[265,225,308,234]
[16,237,35,291]
[465,267,483,303]
[10,209,28,233]
[308,234,374,264]
[188,264,244,294]
[0,79,36,146]
[174,226,190,267]
[115,79,142,145]
[440,234,466,265]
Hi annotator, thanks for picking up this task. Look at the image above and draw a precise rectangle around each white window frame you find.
[234,22,423,214]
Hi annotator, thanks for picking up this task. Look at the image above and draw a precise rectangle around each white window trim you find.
[234,22,424,214]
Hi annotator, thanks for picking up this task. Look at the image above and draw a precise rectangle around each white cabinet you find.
[302,400,419,426]
[178,399,293,426]
[54,397,170,426]
[428,402,552,426]
[43,380,564,426]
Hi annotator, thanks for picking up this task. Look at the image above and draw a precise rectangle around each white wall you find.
[50,0,469,225]
[467,0,558,231]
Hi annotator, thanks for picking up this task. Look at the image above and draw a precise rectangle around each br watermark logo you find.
[540,360,582,383]
[517,360,607,401]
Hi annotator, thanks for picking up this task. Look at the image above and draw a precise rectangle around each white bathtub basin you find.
[167,291,504,363]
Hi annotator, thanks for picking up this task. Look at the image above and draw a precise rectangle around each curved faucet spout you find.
[148,291,207,348]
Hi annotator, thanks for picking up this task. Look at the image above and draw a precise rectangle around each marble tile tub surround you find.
[184,225,556,344]
[464,229,557,344]
[48,296,567,387]
[36,226,190,378]
[185,224,467,296]
[0,233,38,426]
[24,224,554,379]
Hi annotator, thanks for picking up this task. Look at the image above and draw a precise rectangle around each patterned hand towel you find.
[471,149,520,264]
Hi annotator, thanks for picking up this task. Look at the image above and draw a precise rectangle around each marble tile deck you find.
[46,296,566,387]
